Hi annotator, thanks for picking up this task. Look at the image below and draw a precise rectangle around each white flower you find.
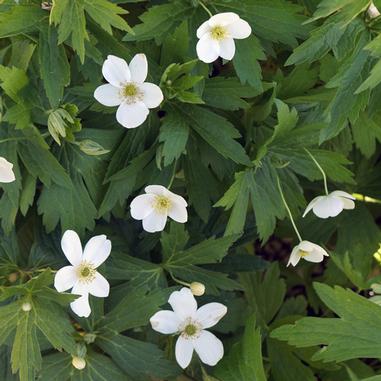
[94,54,163,129]
[196,12,251,63]
[0,157,15,183]
[130,185,187,233]
[303,190,355,219]
[54,230,111,318]
[288,240,329,267]
[150,287,227,368]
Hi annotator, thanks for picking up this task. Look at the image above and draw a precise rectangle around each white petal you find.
[312,195,344,218]
[175,336,194,369]
[197,20,210,38]
[87,272,109,297]
[142,210,168,233]
[167,190,188,207]
[72,280,89,296]
[168,287,197,320]
[61,230,83,266]
[168,199,188,223]
[193,330,224,366]
[150,310,181,334]
[330,190,355,200]
[54,266,77,292]
[287,245,302,267]
[209,12,239,27]
[70,294,91,318]
[129,54,148,83]
[196,34,220,63]
[82,235,111,268]
[304,250,326,263]
[94,84,122,107]
[227,19,251,39]
[145,185,168,196]
[116,101,149,129]
[302,196,323,218]
[139,83,164,108]
[0,157,15,183]
[195,303,227,329]
[341,198,355,210]
[130,194,155,220]
[298,240,315,252]
[219,38,236,60]
[102,55,130,87]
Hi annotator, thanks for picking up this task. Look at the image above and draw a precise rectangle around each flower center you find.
[77,261,96,283]
[299,250,309,258]
[154,196,171,213]
[121,83,143,104]
[210,25,227,40]
[180,319,201,339]
[184,324,198,336]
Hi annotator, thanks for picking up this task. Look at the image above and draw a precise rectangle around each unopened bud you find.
[72,356,86,370]
[21,302,32,312]
[8,272,18,283]
[190,282,205,296]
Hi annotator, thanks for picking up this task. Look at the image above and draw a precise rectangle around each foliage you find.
[0,0,380,380]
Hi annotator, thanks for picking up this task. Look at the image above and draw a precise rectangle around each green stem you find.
[167,161,177,189]
[304,148,329,195]
[169,272,190,288]
[0,137,28,144]
[277,176,303,242]
[198,0,213,17]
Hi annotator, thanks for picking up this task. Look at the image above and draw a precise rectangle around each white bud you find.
[21,302,32,312]
[72,356,86,370]
[190,282,205,296]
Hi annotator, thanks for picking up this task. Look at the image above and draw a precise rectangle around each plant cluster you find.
[0,0,381,380]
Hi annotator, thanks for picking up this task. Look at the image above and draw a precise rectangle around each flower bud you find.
[21,302,32,312]
[190,282,205,296]
[8,272,18,283]
[72,356,86,370]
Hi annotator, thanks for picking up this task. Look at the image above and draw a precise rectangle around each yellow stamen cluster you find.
[210,25,227,40]
[181,319,201,339]
[299,250,309,258]
[121,83,143,104]
[77,261,96,283]
[154,196,171,213]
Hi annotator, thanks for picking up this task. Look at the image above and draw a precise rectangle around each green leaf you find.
[39,26,70,108]
[50,0,88,63]
[179,105,252,166]
[271,283,381,362]
[123,0,194,43]
[214,315,266,381]
[0,5,47,38]
[84,0,132,34]
[97,332,179,380]
[158,110,189,166]
[203,77,262,110]
[233,35,265,90]
[215,0,309,47]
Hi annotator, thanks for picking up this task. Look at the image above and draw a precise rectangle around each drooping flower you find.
[94,54,163,129]
[303,191,355,219]
[150,287,227,368]
[0,157,15,183]
[54,230,111,317]
[130,185,187,233]
[287,240,329,267]
[196,12,251,63]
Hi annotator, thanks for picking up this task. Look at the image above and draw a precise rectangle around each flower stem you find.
[352,193,381,204]
[169,272,190,288]
[277,176,303,242]
[198,0,213,17]
[304,148,329,195]
[167,161,177,190]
